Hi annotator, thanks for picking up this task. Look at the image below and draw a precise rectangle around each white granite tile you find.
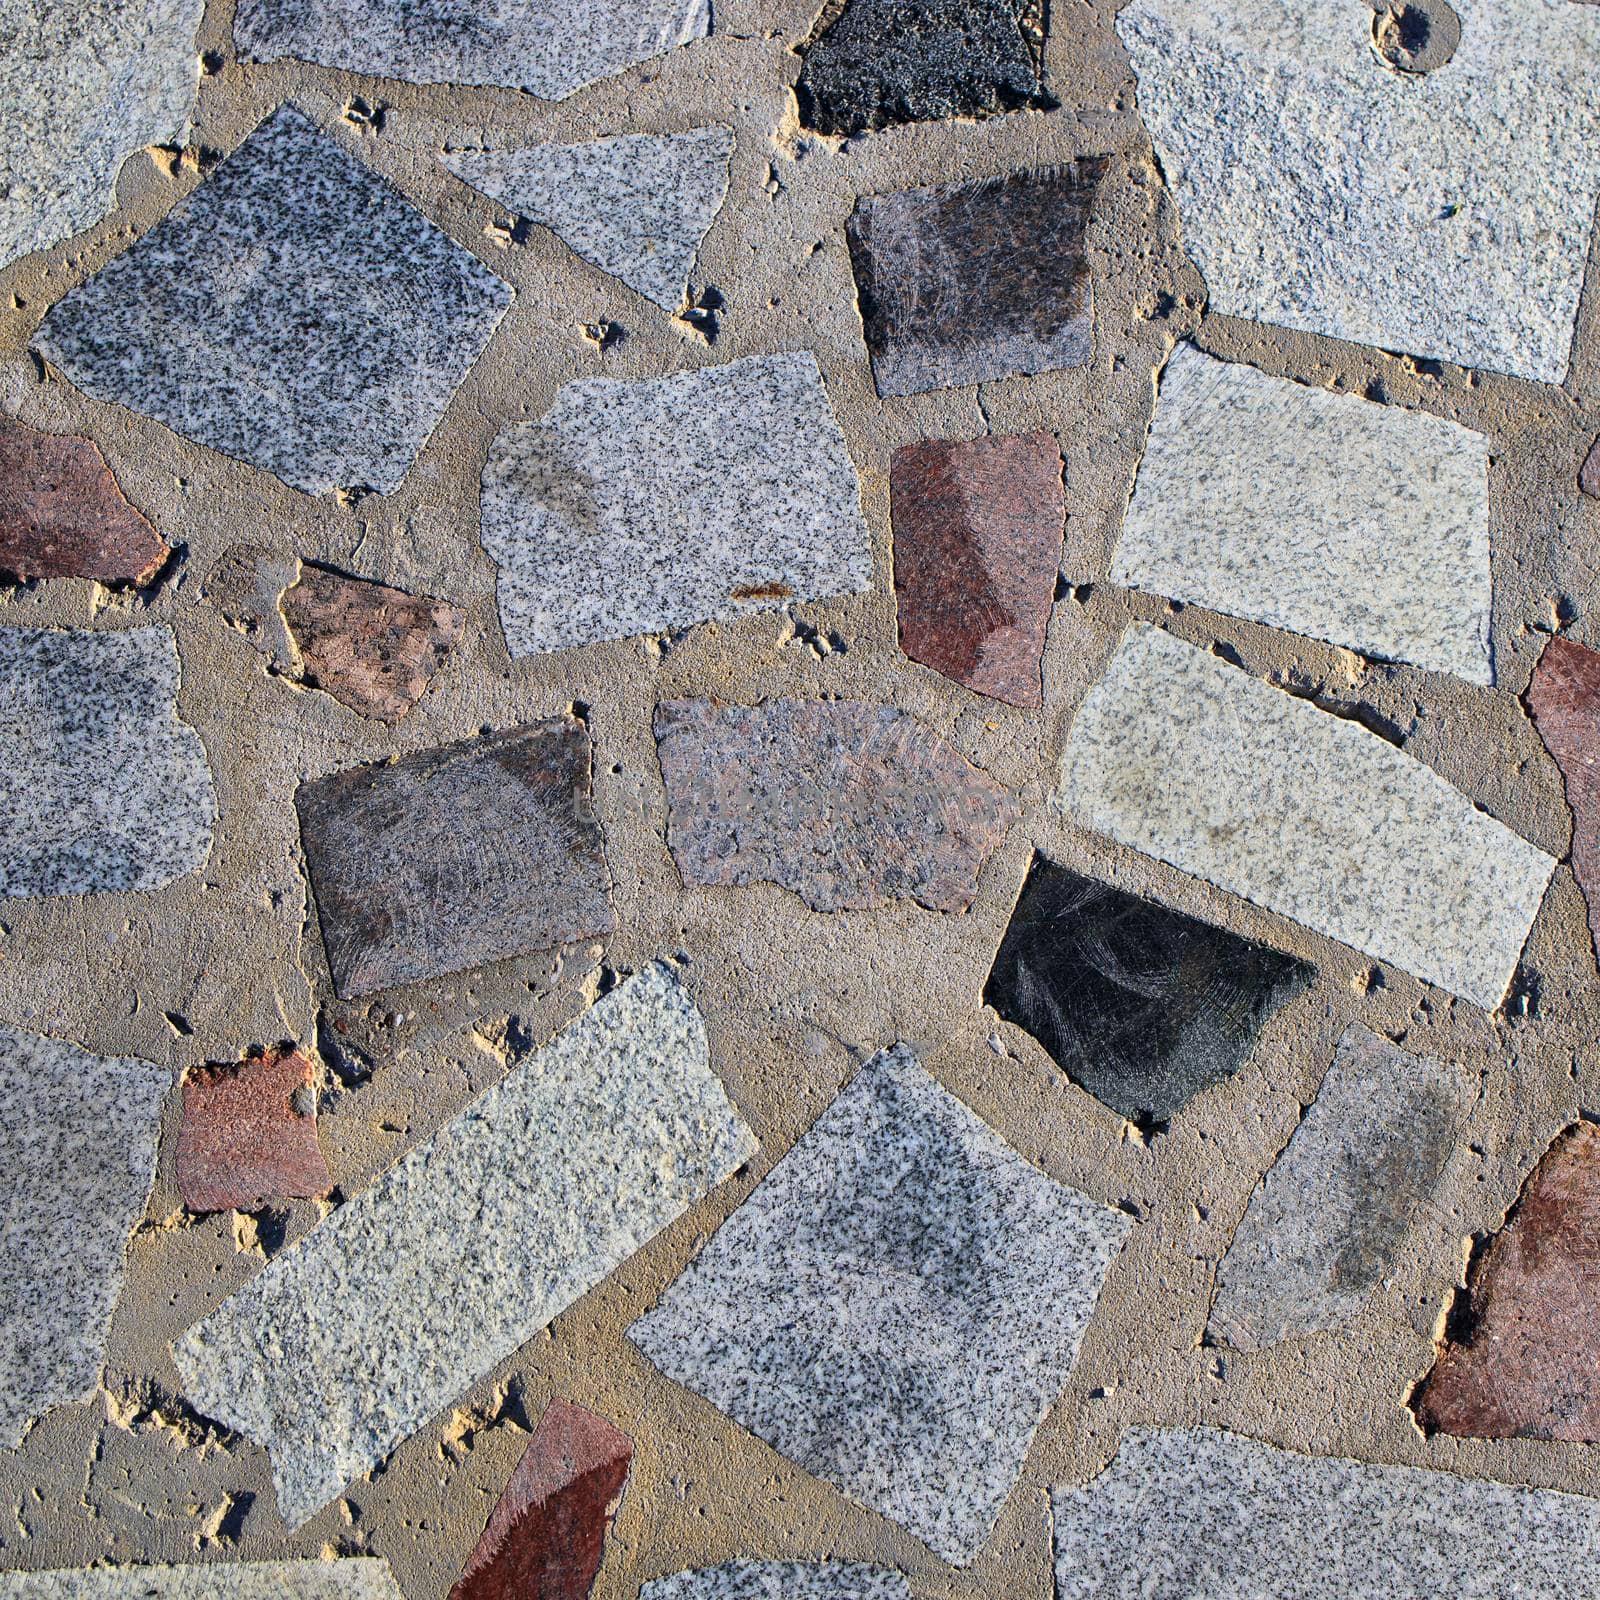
[173,963,756,1529]
[1117,0,1600,383]
[0,1560,401,1597]
[0,626,215,897]
[480,352,871,656]
[641,1565,910,1600]
[1053,1427,1600,1598]
[0,1025,168,1448]
[1057,626,1553,1009]
[627,1045,1131,1565]
[1112,344,1493,684]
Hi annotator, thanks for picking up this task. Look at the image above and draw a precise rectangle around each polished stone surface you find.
[0,1561,403,1598]
[641,1566,909,1600]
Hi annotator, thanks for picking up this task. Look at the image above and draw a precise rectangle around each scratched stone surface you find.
[0,1562,404,1598]
[641,1567,911,1600]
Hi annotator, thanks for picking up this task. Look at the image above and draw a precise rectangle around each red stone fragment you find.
[1581,435,1600,499]
[0,416,169,584]
[1414,1121,1600,1442]
[176,1046,332,1214]
[451,1398,632,1600]
[891,430,1065,707]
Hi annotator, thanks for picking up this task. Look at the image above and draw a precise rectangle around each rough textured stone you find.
[443,128,733,313]
[1053,1426,1600,1599]
[1209,1025,1467,1350]
[201,544,302,672]
[1058,626,1554,1009]
[0,418,170,585]
[1116,0,1600,384]
[174,963,755,1529]
[175,1046,332,1215]
[0,1561,403,1597]
[1111,344,1493,684]
[1582,436,1600,499]
[984,857,1314,1128]
[34,104,512,498]
[451,1399,632,1600]
[234,0,711,100]
[628,1045,1130,1565]
[479,352,870,657]
[846,162,1103,397]
[0,0,202,270]
[1414,1121,1600,1442]
[655,699,1018,915]
[0,1025,168,1448]
[641,1567,910,1600]
[890,430,1064,707]
[0,625,215,898]
[296,718,615,999]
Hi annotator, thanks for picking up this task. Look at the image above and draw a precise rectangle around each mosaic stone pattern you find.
[0,1562,403,1598]
[641,1567,910,1600]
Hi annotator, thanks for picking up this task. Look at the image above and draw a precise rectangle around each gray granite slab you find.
[1209,1025,1467,1349]
[1058,626,1554,1009]
[641,1565,910,1600]
[0,1025,168,1448]
[0,1,202,270]
[173,963,756,1529]
[233,0,712,100]
[1116,0,1600,383]
[628,1045,1131,1565]
[1053,1427,1600,1598]
[480,352,871,656]
[1112,344,1493,684]
[443,127,733,312]
[0,626,215,897]
[0,1560,402,1597]
[34,104,512,497]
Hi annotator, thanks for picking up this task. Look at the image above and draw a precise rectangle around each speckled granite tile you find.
[1111,344,1492,684]
[0,1560,403,1597]
[641,1565,910,1600]
[628,1045,1130,1565]
[443,127,733,313]
[1209,1025,1467,1350]
[0,625,215,898]
[34,104,512,497]
[1058,626,1554,1009]
[1052,1426,1600,1598]
[1116,0,1600,383]
[984,857,1314,1128]
[479,352,870,656]
[0,1025,168,1448]
[174,963,756,1530]
[655,699,1019,915]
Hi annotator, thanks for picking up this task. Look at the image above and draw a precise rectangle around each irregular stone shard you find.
[1053,1427,1600,1599]
[451,1398,632,1600]
[201,544,302,671]
[641,1566,910,1600]
[1209,1026,1466,1349]
[174,963,755,1529]
[1111,344,1493,685]
[846,161,1104,397]
[1058,626,1554,1009]
[1116,0,1600,384]
[176,1046,333,1215]
[984,857,1314,1127]
[480,352,871,656]
[0,418,170,585]
[891,430,1065,707]
[0,1561,404,1597]
[0,625,215,897]
[443,128,734,313]
[233,0,711,100]
[34,104,512,498]
[628,1045,1130,1565]
[1582,437,1600,499]
[296,718,615,999]
[655,699,1018,915]
[0,1025,168,1448]
[1413,1121,1600,1442]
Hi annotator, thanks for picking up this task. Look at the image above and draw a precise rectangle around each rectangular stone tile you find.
[1057,626,1554,1009]
[0,1560,402,1597]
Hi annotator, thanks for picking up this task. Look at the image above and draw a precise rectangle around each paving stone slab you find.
[1058,626,1554,1009]
[628,1045,1131,1565]
[1111,344,1493,684]
[174,963,756,1529]
[0,1025,168,1448]
[34,104,512,498]
[480,351,870,656]
[0,1561,402,1597]
[641,1565,910,1600]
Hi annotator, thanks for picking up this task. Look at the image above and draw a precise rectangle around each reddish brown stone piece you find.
[1414,1120,1600,1441]
[451,1398,632,1600]
[891,430,1064,707]
[176,1046,332,1214]
[1581,435,1600,499]
[0,416,169,584]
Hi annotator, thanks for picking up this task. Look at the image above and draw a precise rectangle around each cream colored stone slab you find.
[0,1560,402,1597]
